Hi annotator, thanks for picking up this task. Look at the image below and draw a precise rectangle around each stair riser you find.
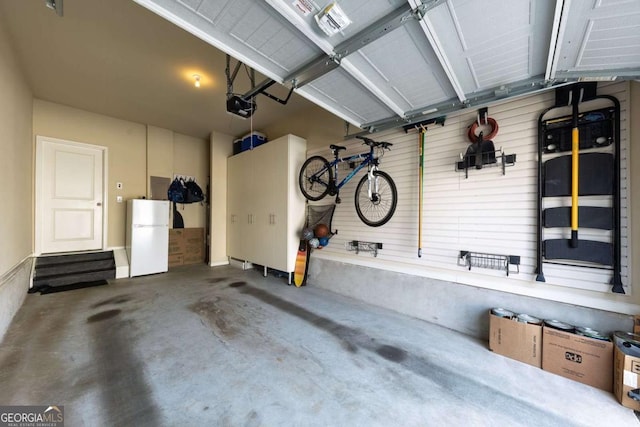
[34,260,115,278]
[33,270,116,288]
[36,251,114,267]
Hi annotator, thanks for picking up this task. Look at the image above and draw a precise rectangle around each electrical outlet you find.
[116,182,123,190]
[116,196,123,203]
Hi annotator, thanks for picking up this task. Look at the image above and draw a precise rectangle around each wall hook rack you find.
[174,174,196,182]
[455,146,516,178]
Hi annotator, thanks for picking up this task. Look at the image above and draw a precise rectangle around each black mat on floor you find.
[29,280,109,295]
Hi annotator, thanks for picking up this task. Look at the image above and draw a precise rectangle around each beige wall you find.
[0,16,33,341]
[172,132,209,228]
[33,100,147,248]
[147,125,174,196]
[210,131,234,266]
[33,101,209,248]
[0,19,32,275]
[261,104,346,150]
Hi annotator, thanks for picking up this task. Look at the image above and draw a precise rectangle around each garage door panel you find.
[345,20,456,112]
[554,1,640,76]
[425,0,554,94]
[298,68,396,125]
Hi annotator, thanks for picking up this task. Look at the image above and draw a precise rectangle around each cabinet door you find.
[243,151,260,263]
[228,135,306,272]
[255,138,289,270]
[227,153,250,260]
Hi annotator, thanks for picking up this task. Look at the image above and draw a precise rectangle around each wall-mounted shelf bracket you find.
[346,240,383,257]
[458,250,520,276]
[455,147,516,178]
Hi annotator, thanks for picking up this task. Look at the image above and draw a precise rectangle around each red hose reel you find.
[467,116,499,142]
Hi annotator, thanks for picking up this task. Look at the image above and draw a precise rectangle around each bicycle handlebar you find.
[356,135,393,149]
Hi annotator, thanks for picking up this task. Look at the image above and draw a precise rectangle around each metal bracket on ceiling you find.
[362,76,557,134]
[226,55,294,106]
[283,2,424,90]
[412,0,448,21]
[226,55,253,100]
[402,116,446,133]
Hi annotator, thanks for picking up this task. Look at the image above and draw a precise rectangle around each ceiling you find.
[1,0,639,140]
[0,0,326,139]
[132,0,640,133]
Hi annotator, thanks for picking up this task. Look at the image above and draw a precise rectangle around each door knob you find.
[96,202,102,206]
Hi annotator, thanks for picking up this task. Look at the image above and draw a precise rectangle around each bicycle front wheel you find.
[299,156,332,201]
[354,170,397,227]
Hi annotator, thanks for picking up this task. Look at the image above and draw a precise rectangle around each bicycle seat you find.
[330,144,346,152]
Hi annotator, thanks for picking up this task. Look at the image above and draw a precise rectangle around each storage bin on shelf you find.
[241,131,267,152]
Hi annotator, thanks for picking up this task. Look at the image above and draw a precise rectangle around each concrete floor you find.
[0,265,637,426]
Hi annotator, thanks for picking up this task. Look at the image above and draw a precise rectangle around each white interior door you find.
[36,136,106,254]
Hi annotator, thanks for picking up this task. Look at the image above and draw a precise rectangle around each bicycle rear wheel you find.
[354,170,397,227]
[299,156,332,201]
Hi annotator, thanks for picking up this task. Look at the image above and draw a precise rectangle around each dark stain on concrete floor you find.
[91,294,133,308]
[235,284,576,426]
[189,297,240,338]
[208,277,228,284]
[376,345,408,363]
[87,309,121,323]
[89,313,160,426]
[229,281,247,288]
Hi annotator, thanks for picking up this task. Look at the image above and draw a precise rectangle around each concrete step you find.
[33,251,115,290]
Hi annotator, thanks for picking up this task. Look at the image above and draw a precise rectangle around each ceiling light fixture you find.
[44,0,63,17]
[193,74,201,88]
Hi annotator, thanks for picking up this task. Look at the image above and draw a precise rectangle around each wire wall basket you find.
[458,251,520,276]
[346,240,383,257]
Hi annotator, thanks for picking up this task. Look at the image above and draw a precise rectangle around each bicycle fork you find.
[367,166,380,204]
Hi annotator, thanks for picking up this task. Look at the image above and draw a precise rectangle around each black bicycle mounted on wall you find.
[298,136,398,227]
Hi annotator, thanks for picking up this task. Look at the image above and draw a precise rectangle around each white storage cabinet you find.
[227,134,307,278]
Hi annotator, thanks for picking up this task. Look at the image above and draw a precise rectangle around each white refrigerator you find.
[126,199,170,277]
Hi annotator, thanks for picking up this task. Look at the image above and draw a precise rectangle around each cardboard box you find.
[183,228,203,238]
[169,228,185,242]
[184,244,203,255]
[183,254,204,265]
[614,345,640,411]
[542,327,613,391]
[169,229,184,242]
[168,254,184,268]
[169,228,202,262]
[169,229,185,255]
[489,313,542,368]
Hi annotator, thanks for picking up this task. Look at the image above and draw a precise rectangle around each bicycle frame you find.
[300,137,397,227]
[304,142,385,201]
[330,151,375,191]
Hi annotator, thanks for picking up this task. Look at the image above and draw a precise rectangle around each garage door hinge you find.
[412,0,448,21]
